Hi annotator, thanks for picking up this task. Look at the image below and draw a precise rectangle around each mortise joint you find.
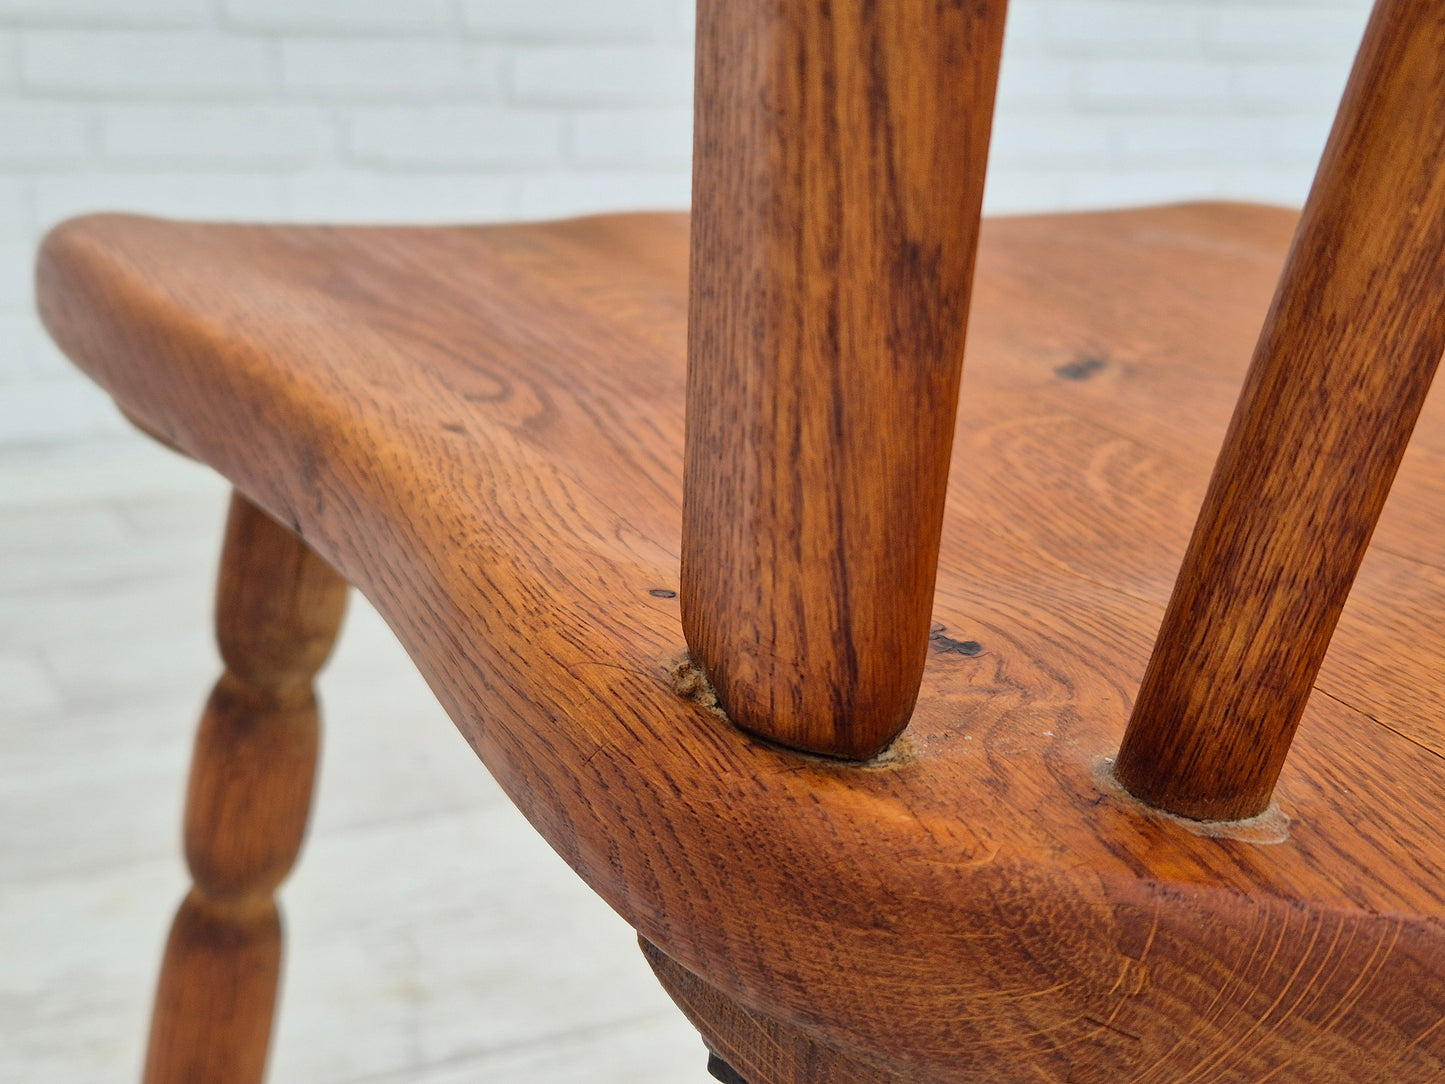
[1095,757,1291,844]
[668,653,921,768]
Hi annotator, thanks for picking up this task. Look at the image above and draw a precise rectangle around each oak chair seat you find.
[38,201,1445,1082]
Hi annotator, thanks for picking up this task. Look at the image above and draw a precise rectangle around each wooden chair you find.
[34,0,1445,1080]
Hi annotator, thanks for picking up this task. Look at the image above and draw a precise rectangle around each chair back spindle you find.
[1116,0,1445,821]
[681,0,1008,758]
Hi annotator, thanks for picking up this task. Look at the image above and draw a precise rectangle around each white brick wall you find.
[278,39,500,97]
[222,0,455,33]
[0,0,1373,448]
[22,31,273,95]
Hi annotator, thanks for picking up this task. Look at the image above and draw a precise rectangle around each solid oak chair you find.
[34,0,1445,1080]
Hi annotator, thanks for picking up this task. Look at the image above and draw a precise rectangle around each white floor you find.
[0,434,712,1083]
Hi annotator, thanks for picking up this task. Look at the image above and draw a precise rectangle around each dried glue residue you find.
[857,732,919,769]
[1094,756,1292,845]
[666,653,919,768]
[668,654,728,722]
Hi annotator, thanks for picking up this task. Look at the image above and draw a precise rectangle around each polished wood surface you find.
[143,492,347,1084]
[682,0,1007,758]
[37,201,1445,1080]
[1116,0,1445,822]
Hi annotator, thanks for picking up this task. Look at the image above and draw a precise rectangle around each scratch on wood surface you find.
[1252,917,1402,1084]
[1131,897,1279,1084]
[1179,910,1323,1084]
[1315,687,1445,767]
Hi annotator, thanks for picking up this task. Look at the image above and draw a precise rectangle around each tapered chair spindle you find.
[681,0,1009,759]
[1116,0,1445,822]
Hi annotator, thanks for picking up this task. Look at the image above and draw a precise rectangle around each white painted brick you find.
[223,0,453,33]
[0,374,123,445]
[0,651,64,714]
[347,107,563,167]
[982,168,1070,215]
[0,31,16,90]
[0,0,208,26]
[1064,165,1224,210]
[1000,2,1048,56]
[1080,59,1232,109]
[1232,60,1350,110]
[994,53,1074,111]
[514,170,690,219]
[21,31,270,97]
[0,104,90,167]
[463,0,670,41]
[1265,108,1337,162]
[1117,111,1333,170]
[1223,165,1317,207]
[571,108,691,167]
[988,113,1113,167]
[1213,0,1364,6]
[0,313,68,381]
[1205,6,1367,60]
[668,0,696,42]
[510,46,693,105]
[0,178,29,238]
[35,172,286,230]
[101,105,335,166]
[1048,3,1205,54]
[284,170,513,222]
[0,237,34,311]
[281,39,500,100]
[1118,116,1270,166]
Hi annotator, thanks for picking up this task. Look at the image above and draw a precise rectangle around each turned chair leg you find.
[142,492,348,1084]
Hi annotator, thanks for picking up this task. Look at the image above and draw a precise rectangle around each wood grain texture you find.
[682,0,1007,758]
[36,204,1445,1081]
[1115,0,1445,821]
[640,937,907,1084]
[143,491,346,1084]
